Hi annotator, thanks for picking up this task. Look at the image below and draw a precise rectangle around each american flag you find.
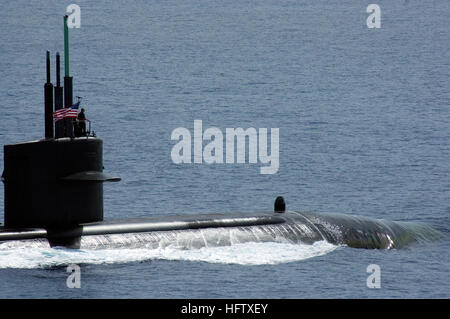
[53,102,79,122]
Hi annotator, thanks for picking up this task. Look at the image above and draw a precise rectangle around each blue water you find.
[0,0,449,298]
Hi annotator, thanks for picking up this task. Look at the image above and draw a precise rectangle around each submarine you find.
[0,16,442,251]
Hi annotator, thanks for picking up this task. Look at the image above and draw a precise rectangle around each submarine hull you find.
[0,211,442,250]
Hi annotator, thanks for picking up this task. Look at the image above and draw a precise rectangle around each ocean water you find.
[0,0,449,298]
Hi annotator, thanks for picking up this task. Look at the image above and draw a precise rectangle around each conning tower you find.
[1,16,119,245]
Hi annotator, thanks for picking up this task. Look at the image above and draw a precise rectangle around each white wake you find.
[0,240,339,269]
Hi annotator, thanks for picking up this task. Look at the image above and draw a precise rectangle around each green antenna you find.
[64,15,70,77]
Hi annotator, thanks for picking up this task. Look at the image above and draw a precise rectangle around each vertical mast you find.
[44,51,54,139]
[54,52,64,138]
[64,15,70,77]
[63,15,74,136]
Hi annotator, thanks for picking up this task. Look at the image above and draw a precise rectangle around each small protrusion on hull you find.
[47,227,82,249]
[274,196,286,213]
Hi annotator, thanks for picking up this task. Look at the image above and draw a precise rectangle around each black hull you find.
[0,211,442,250]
